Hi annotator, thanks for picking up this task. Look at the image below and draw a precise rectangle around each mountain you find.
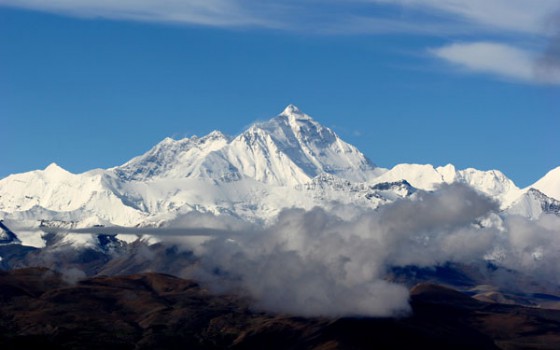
[528,166,560,201]
[370,163,522,207]
[0,105,558,245]
[0,164,145,226]
[113,105,378,186]
[506,188,560,219]
[497,166,560,219]
[224,104,379,185]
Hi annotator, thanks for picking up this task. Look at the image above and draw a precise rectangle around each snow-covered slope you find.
[529,166,560,201]
[498,167,560,219]
[0,220,20,245]
[506,188,560,219]
[225,105,378,186]
[114,131,233,182]
[113,105,378,186]
[370,163,521,207]
[0,164,146,226]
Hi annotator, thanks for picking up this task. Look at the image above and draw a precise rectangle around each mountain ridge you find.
[0,105,558,243]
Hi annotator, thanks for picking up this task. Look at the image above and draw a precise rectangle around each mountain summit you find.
[530,166,560,201]
[279,104,306,118]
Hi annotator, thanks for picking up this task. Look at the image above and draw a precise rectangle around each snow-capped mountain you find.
[112,105,378,186]
[529,166,560,201]
[506,188,560,219]
[224,105,379,186]
[0,105,558,247]
[0,164,146,225]
[370,163,522,208]
[0,105,390,241]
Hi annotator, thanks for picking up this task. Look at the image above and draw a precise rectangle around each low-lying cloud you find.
[183,184,559,317]
[180,184,500,317]
[40,183,560,317]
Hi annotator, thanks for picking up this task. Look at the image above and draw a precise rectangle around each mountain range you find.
[1,105,559,248]
[2,105,560,349]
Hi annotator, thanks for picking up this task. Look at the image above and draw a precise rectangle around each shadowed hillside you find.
[1,268,560,349]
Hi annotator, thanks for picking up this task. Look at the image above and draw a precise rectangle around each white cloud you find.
[430,41,560,85]
[185,184,499,317]
[369,0,560,35]
[0,0,277,28]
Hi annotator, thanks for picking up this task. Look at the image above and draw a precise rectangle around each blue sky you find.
[1,1,559,187]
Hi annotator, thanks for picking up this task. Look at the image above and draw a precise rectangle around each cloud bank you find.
[174,184,534,317]
[185,184,559,317]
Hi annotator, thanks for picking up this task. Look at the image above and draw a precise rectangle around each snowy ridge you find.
[0,105,558,246]
[234,105,378,185]
[529,166,560,201]
[113,105,378,187]
[370,163,522,207]
[0,164,146,226]
[113,131,232,182]
[506,188,560,219]
[295,174,414,207]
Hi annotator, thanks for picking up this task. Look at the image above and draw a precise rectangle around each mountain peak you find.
[279,104,310,120]
[39,163,73,180]
[205,130,228,140]
[44,162,68,174]
[161,137,176,144]
[530,165,560,201]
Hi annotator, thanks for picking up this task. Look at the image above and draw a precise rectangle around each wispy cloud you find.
[430,41,560,85]
[0,0,279,28]
[367,0,560,35]
[536,10,560,84]
[3,1,560,84]
[1,0,558,35]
